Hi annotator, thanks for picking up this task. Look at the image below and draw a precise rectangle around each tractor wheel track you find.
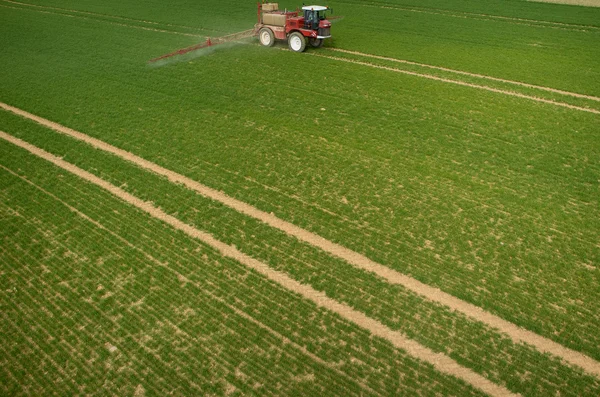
[336,0,600,32]
[1,102,599,380]
[0,164,381,397]
[312,53,600,114]
[0,0,207,37]
[327,48,600,102]
[0,130,518,397]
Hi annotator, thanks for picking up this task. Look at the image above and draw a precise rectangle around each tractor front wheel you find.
[309,38,323,48]
[288,32,307,52]
[259,28,275,47]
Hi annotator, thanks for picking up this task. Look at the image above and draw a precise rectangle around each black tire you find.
[288,32,307,52]
[259,28,275,47]
[309,38,323,48]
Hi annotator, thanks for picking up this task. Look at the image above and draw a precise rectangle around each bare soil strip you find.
[329,48,600,102]
[0,131,517,397]
[2,102,599,379]
[313,55,600,114]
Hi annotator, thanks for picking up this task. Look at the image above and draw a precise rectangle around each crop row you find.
[335,0,600,26]
[8,0,600,95]
[1,1,598,393]
[0,0,213,39]
[2,108,599,396]
[317,49,600,113]
[1,6,597,357]
[1,140,487,395]
[9,35,593,361]
[1,0,256,35]
[330,0,600,95]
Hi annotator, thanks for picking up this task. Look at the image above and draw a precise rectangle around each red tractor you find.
[255,2,332,52]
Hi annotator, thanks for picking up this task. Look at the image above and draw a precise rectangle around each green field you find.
[1,0,599,395]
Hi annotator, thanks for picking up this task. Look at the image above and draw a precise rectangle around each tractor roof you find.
[301,5,328,11]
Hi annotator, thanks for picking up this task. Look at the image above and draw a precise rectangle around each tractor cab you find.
[302,5,332,31]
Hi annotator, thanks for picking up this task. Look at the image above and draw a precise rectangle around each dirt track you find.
[329,48,600,102]
[313,54,600,114]
[0,162,380,396]
[0,130,518,397]
[2,102,599,379]
[357,1,600,30]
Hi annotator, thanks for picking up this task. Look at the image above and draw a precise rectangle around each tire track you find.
[311,54,600,114]
[0,130,518,397]
[2,103,600,379]
[328,48,600,102]
[2,0,207,31]
[339,0,600,32]
[0,0,203,37]
[0,163,382,397]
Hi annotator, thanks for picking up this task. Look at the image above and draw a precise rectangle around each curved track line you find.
[0,131,518,397]
[313,54,600,114]
[329,48,600,102]
[1,102,599,379]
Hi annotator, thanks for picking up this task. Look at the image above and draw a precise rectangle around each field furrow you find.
[0,1,206,38]
[2,1,598,395]
[1,131,519,396]
[2,163,385,395]
[327,48,600,102]
[310,54,600,114]
[1,138,498,396]
[2,114,600,396]
[337,0,600,31]
[3,98,600,394]
[2,104,599,382]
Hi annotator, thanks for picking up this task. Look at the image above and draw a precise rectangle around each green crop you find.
[1,0,599,395]
[2,101,599,396]
[1,140,487,396]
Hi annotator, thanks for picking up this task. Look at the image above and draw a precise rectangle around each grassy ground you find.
[2,140,488,396]
[1,0,599,395]
[2,107,598,396]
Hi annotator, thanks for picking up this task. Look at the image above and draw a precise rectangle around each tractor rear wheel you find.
[309,38,323,48]
[288,32,306,52]
[259,28,275,47]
